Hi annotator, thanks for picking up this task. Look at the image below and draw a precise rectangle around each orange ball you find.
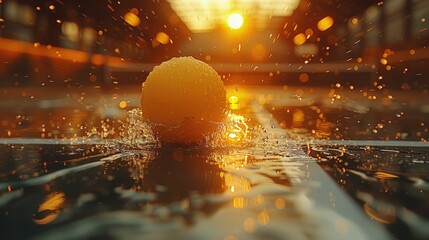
[141,57,226,144]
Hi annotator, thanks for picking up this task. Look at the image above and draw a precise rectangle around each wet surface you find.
[0,145,227,239]
[269,104,429,141]
[261,87,429,142]
[0,86,428,240]
[1,143,343,240]
[308,146,429,240]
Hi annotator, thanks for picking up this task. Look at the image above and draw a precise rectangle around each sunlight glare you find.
[227,13,244,29]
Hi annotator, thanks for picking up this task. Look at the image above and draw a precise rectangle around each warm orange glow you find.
[227,13,244,29]
[168,0,299,32]
[130,7,139,15]
[61,22,79,41]
[225,113,248,142]
[119,100,128,109]
[228,95,239,104]
[233,197,246,208]
[257,210,270,225]
[33,192,65,225]
[89,75,97,82]
[317,16,334,31]
[229,103,239,110]
[292,109,305,127]
[305,28,314,37]
[91,54,105,65]
[155,32,170,45]
[226,130,242,142]
[0,38,126,72]
[2,39,107,83]
[275,198,286,209]
[244,218,256,233]
[224,172,251,193]
[228,132,238,139]
[227,113,246,123]
[251,44,267,60]
[384,49,393,56]
[374,171,399,179]
[124,12,140,27]
[363,203,396,224]
[293,33,306,46]
[299,73,309,83]
[351,17,359,25]
[141,57,226,143]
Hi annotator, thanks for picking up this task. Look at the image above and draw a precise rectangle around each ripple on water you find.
[1,109,370,240]
[22,149,368,240]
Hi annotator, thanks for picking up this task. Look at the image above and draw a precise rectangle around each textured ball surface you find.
[141,57,226,143]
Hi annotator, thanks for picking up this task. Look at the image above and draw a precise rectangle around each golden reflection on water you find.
[243,218,256,233]
[275,197,286,209]
[292,109,305,128]
[224,172,251,194]
[233,196,246,208]
[257,210,270,225]
[225,113,248,143]
[229,103,240,110]
[374,171,399,180]
[363,203,396,224]
[33,192,65,225]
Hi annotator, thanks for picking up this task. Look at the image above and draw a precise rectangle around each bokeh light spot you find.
[124,12,140,27]
[228,95,239,104]
[155,32,170,45]
[293,33,306,46]
[317,16,334,31]
[119,101,128,109]
[299,73,310,83]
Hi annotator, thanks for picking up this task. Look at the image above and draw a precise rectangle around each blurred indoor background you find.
[0,0,428,87]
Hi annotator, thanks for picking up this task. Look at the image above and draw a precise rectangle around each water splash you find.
[210,113,252,149]
[117,108,158,149]
[2,107,379,240]
[87,108,254,151]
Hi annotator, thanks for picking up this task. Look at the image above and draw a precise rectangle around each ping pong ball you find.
[141,56,226,143]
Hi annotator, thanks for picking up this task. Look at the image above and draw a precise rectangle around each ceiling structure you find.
[166,0,301,32]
